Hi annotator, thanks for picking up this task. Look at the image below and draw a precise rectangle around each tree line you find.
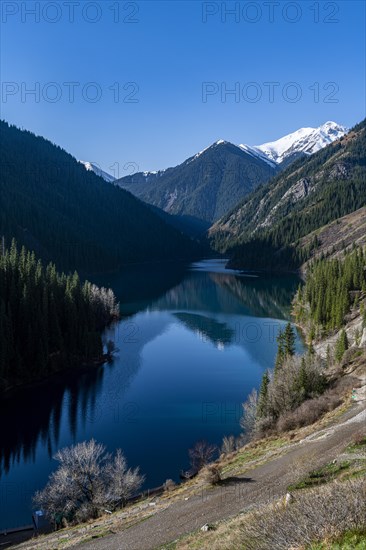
[295,247,366,332]
[241,247,366,438]
[0,240,119,391]
[0,121,199,273]
[215,119,366,271]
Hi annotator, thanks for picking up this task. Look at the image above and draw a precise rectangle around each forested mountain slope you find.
[0,241,119,392]
[116,140,278,224]
[0,122,199,273]
[299,206,366,269]
[210,119,365,270]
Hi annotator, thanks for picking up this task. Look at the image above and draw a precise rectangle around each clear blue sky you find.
[1,0,365,174]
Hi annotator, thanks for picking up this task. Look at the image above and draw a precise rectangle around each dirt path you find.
[82,400,366,550]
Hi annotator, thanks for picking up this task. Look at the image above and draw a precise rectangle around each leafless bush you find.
[239,478,366,550]
[204,464,222,485]
[351,431,366,446]
[33,440,144,525]
[255,416,276,436]
[189,440,217,471]
[277,391,341,432]
[268,356,326,419]
[221,435,236,455]
[241,354,330,438]
[332,374,361,394]
[163,479,176,492]
[240,389,258,435]
[85,283,119,326]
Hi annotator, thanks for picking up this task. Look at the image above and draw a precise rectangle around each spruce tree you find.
[257,370,270,419]
[275,330,285,374]
[284,322,296,357]
[335,329,349,363]
[0,241,119,391]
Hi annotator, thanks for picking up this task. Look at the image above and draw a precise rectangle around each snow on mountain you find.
[238,143,277,167]
[79,161,116,183]
[85,121,347,187]
[248,121,348,165]
[187,139,231,164]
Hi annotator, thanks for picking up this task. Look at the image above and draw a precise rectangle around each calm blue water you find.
[0,260,302,529]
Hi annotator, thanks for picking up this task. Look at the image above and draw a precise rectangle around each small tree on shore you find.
[221,435,236,454]
[275,330,285,374]
[33,440,144,525]
[284,322,296,357]
[257,370,270,419]
[240,388,258,435]
[188,440,217,471]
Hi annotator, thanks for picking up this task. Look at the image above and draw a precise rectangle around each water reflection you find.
[174,313,234,348]
[0,260,302,529]
[0,365,105,477]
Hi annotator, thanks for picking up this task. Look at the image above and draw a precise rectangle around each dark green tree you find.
[257,370,270,419]
[335,329,349,363]
[283,322,296,357]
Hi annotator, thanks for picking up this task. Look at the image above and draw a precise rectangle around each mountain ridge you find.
[115,122,347,224]
[210,118,365,270]
[116,140,278,223]
[0,121,200,273]
[79,161,116,183]
[252,121,348,165]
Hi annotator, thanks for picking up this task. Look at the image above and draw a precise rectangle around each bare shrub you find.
[351,431,366,447]
[163,479,176,492]
[240,389,258,435]
[33,440,144,526]
[277,390,342,433]
[204,464,222,485]
[268,356,326,420]
[332,374,361,394]
[189,441,217,471]
[221,435,236,455]
[255,416,276,436]
[239,478,366,550]
[288,452,318,483]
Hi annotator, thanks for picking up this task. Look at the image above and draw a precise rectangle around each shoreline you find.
[0,353,111,401]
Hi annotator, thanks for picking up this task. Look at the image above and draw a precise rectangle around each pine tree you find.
[297,357,308,398]
[283,322,296,357]
[0,241,119,391]
[257,370,270,419]
[335,329,349,363]
[275,329,285,374]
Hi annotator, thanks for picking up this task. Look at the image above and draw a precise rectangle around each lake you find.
[0,260,302,530]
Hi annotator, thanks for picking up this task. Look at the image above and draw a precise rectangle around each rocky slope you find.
[209,119,365,270]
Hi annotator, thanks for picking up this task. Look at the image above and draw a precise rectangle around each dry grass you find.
[171,478,366,550]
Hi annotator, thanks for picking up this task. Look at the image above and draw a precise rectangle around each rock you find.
[285,492,294,506]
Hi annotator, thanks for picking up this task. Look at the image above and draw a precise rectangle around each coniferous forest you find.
[0,121,200,273]
[212,119,366,271]
[295,247,366,332]
[0,240,119,392]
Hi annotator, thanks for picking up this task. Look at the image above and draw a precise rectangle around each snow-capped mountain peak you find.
[248,121,348,165]
[237,143,278,167]
[79,161,116,183]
